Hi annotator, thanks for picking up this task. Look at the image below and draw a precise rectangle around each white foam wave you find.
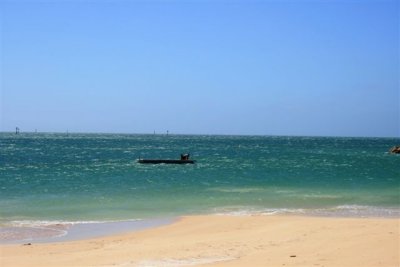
[312,205,400,217]
[213,207,305,216]
[207,187,264,193]
[212,205,399,218]
[300,194,342,199]
[8,218,142,227]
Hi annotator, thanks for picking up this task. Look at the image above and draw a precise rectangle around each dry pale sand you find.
[1,215,399,267]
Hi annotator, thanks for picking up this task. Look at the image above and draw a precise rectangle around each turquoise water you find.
[1,133,399,229]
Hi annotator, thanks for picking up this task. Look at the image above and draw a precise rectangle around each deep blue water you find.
[1,133,399,226]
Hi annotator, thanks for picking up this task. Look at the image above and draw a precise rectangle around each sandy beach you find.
[1,215,399,267]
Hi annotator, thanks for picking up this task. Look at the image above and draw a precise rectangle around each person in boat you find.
[390,146,400,154]
[180,153,190,160]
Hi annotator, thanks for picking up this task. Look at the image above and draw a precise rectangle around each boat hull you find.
[137,159,195,164]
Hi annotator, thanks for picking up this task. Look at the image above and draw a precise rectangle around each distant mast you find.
[15,127,20,134]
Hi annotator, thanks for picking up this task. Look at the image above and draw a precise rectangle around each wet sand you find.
[1,215,399,267]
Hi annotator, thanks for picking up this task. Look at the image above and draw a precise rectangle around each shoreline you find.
[1,206,399,245]
[2,206,399,245]
[1,214,399,267]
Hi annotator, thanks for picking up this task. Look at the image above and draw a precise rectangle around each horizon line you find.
[1,130,399,139]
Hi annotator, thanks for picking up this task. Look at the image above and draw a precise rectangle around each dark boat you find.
[137,154,195,164]
[137,159,195,164]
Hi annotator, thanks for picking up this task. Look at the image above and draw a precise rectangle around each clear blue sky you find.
[1,0,399,137]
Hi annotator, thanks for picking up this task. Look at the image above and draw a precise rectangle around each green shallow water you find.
[1,133,399,225]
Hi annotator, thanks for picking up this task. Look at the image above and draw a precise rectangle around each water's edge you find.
[0,217,177,244]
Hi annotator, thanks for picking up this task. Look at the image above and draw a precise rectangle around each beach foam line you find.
[212,205,400,218]
[7,218,142,227]
[213,207,306,216]
[312,204,400,217]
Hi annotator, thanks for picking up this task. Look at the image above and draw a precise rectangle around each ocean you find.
[1,133,399,243]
